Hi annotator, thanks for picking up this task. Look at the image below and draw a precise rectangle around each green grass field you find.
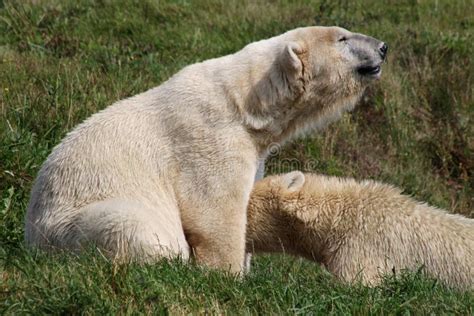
[1,0,473,314]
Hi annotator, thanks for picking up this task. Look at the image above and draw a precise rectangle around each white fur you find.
[25,27,383,272]
[247,173,474,288]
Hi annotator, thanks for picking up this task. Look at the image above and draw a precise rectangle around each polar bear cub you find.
[25,27,387,272]
[246,172,474,288]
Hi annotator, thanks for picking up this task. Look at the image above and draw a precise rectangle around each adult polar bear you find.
[25,26,387,273]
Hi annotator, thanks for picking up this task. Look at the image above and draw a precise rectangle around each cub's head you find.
[250,171,306,205]
[246,171,307,252]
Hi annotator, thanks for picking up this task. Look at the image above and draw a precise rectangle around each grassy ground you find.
[1,0,473,314]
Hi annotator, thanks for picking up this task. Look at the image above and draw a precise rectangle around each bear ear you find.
[281,171,305,192]
[281,42,306,75]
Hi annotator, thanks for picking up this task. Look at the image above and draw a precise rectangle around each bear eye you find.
[338,36,347,42]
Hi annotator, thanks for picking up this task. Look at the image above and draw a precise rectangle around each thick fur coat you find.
[25,27,386,272]
[246,172,474,289]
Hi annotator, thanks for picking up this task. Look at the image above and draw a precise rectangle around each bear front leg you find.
[243,158,265,272]
[180,170,255,274]
[186,207,248,274]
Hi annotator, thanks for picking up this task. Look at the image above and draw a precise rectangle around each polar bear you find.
[25,27,387,273]
[246,172,474,288]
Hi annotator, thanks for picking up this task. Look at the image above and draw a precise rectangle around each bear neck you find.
[241,78,365,155]
[210,39,310,153]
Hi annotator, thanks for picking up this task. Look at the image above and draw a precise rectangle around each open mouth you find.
[357,65,381,76]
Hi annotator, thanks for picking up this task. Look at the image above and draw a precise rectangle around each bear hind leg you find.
[74,198,190,262]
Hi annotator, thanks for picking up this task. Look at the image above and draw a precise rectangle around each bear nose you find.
[379,43,388,59]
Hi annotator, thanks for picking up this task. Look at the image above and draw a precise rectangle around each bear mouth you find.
[357,64,381,77]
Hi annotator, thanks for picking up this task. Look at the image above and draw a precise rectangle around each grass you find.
[0,0,473,314]
[1,249,472,314]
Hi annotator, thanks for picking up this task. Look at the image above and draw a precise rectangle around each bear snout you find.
[379,42,388,60]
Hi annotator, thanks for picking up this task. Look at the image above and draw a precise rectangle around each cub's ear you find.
[281,171,305,192]
[281,42,306,75]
